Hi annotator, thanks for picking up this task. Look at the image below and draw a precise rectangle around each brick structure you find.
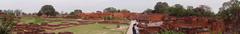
[77,12,136,20]
[134,13,167,34]
[133,14,225,34]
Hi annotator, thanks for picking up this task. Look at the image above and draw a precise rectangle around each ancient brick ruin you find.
[133,14,225,34]
[7,11,226,34]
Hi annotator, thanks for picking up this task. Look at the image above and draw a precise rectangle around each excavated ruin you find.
[133,14,225,34]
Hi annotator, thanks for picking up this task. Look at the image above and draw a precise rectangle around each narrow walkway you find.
[126,20,137,34]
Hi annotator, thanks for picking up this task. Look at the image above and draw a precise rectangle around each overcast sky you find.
[0,0,230,13]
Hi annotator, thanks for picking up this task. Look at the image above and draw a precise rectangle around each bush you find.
[0,15,17,34]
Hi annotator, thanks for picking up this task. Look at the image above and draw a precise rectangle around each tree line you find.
[143,2,214,17]
[0,0,237,33]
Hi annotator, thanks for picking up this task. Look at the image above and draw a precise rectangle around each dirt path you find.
[126,20,137,34]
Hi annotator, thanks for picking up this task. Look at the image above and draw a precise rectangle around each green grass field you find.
[48,24,128,34]
[20,16,65,24]
[20,16,45,24]
[20,16,129,34]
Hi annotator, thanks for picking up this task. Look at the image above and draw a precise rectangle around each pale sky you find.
[0,0,230,13]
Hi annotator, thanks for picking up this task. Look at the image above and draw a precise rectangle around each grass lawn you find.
[20,16,45,24]
[48,24,128,34]
[20,16,65,24]
[45,18,65,20]
[48,22,64,24]
[20,16,129,34]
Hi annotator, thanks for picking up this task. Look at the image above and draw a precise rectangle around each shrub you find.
[0,15,17,34]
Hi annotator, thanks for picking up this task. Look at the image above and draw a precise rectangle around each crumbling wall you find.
[135,15,225,34]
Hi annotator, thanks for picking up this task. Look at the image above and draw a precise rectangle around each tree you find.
[153,2,169,13]
[2,10,18,15]
[14,10,22,16]
[218,0,240,17]
[219,0,240,12]
[193,5,214,17]
[185,6,197,16]
[217,0,240,33]
[143,9,153,14]
[174,4,184,8]
[37,5,59,16]
[103,7,118,13]
[120,9,130,13]
[0,10,2,12]
[152,2,214,17]
[187,6,194,10]
[70,9,82,15]
[168,4,188,17]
